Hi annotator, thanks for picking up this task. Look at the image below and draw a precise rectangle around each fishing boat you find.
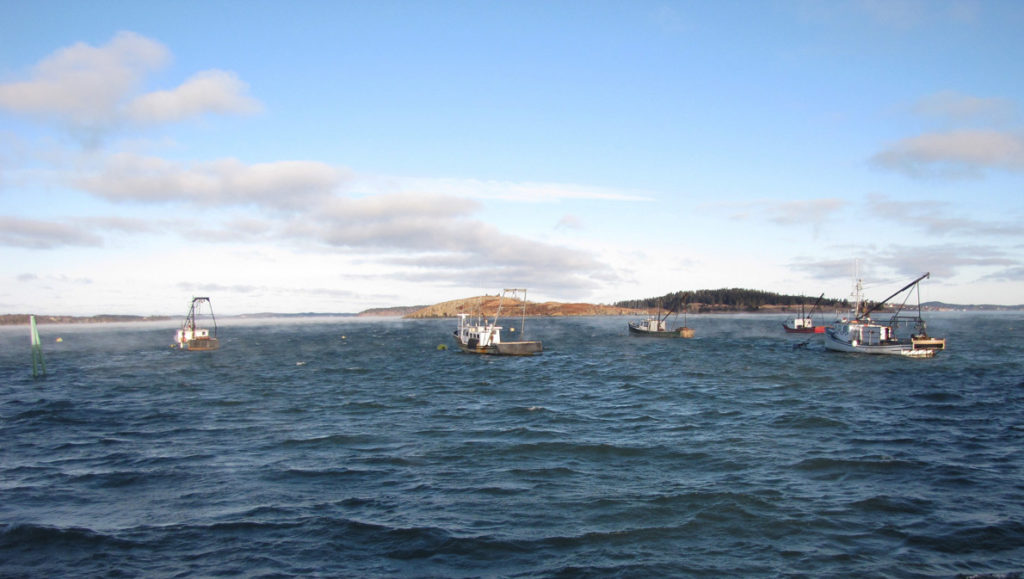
[782,293,827,334]
[823,273,945,357]
[628,303,694,338]
[453,289,542,356]
[174,297,220,351]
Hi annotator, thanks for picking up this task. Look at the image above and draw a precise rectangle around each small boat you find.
[174,297,220,351]
[453,289,542,356]
[823,273,945,357]
[782,293,826,334]
[628,303,694,338]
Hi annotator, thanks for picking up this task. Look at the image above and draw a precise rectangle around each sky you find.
[1,0,1023,316]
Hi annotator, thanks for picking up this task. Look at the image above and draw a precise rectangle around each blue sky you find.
[2,0,1022,315]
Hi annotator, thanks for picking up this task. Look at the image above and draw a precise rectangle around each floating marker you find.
[30,315,46,378]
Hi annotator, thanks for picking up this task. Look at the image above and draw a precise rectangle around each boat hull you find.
[823,328,931,357]
[179,337,220,351]
[454,337,542,356]
[782,323,825,334]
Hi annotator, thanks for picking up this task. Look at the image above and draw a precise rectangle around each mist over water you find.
[2,313,1022,576]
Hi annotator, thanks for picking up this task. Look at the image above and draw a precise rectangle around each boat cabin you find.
[636,318,667,332]
[841,321,894,346]
[456,314,502,348]
[789,317,814,330]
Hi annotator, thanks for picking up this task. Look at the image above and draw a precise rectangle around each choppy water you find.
[1,313,1022,577]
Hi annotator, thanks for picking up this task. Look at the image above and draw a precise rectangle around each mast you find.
[184,297,217,336]
[184,300,196,330]
[853,278,864,319]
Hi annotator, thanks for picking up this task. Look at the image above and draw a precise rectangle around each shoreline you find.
[4,304,1012,327]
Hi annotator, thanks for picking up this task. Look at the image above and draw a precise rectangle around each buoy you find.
[437,344,448,350]
[30,315,46,378]
[56,337,63,343]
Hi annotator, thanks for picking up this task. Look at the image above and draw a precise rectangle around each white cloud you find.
[866,193,1024,237]
[355,174,654,203]
[912,90,1017,124]
[0,216,104,249]
[793,243,1019,284]
[766,198,847,226]
[872,129,1024,177]
[281,192,608,295]
[555,214,584,230]
[0,31,260,141]
[980,266,1024,283]
[715,197,847,231]
[73,153,344,209]
[0,32,167,126]
[125,70,262,124]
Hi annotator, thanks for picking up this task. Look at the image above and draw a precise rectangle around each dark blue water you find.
[2,313,1022,577]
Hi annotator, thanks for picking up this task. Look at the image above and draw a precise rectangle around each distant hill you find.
[404,296,642,318]
[234,312,357,319]
[615,288,849,313]
[921,301,1024,311]
[0,314,172,326]
[3,293,1019,327]
[358,306,428,317]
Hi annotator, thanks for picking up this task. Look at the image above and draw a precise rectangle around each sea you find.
[1,313,1022,578]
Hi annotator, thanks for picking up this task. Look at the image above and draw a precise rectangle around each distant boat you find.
[782,293,826,334]
[174,297,220,351]
[628,302,694,338]
[823,273,945,357]
[453,289,542,356]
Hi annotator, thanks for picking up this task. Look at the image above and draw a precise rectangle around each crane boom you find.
[858,272,930,320]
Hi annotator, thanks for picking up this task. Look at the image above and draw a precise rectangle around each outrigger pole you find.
[857,272,930,321]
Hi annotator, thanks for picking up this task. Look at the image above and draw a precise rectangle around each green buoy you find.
[30,315,46,378]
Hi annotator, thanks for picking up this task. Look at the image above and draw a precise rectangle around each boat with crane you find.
[823,273,945,357]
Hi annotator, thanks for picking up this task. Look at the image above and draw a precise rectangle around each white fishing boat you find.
[174,297,220,351]
[628,301,694,338]
[823,273,945,357]
[453,289,542,356]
